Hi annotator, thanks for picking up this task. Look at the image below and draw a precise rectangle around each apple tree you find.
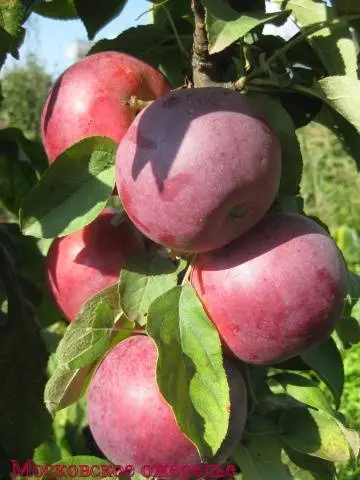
[1,0,360,479]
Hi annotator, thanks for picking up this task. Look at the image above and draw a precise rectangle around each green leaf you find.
[333,225,360,265]
[33,438,63,465]
[301,338,344,408]
[347,271,360,303]
[0,0,29,61]
[0,236,23,323]
[34,402,89,464]
[90,24,170,62]
[74,0,127,40]
[334,0,360,15]
[233,435,292,479]
[89,25,191,88]
[56,285,130,370]
[105,194,124,212]
[279,195,304,214]
[247,93,302,195]
[53,398,88,457]
[0,241,52,459]
[33,0,78,19]
[276,0,358,78]
[269,373,333,415]
[229,0,266,13]
[273,356,310,371]
[0,128,46,216]
[0,250,52,459]
[336,313,360,349]
[310,22,359,79]
[20,136,116,239]
[33,399,88,464]
[285,35,325,76]
[307,77,360,136]
[0,1,23,37]
[273,0,325,25]
[246,365,270,405]
[152,1,193,33]
[41,322,66,355]
[203,0,290,54]
[315,105,360,169]
[44,360,93,416]
[279,408,354,462]
[0,28,23,69]
[147,284,230,459]
[340,271,360,347]
[157,44,191,87]
[119,252,179,326]
[285,447,336,480]
[279,91,323,130]
[0,226,49,313]
[259,392,303,413]
[337,420,360,461]
[44,286,133,415]
[350,21,360,44]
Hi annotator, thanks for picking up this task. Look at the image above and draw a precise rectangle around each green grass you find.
[299,123,360,232]
[299,120,360,479]
[338,345,360,479]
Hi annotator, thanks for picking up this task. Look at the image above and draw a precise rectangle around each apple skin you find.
[87,335,247,469]
[191,213,348,365]
[45,209,145,321]
[41,51,170,163]
[116,87,281,253]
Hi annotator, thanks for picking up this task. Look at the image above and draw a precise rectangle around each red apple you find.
[45,209,145,321]
[87,335,247,468]
[41,51,170,163]
[115,87,281,253]
[191,213,348,365]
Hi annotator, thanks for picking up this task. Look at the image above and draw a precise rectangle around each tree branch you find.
[191,0,222,87]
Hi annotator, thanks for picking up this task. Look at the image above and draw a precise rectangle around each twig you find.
[125,96,154,113]
[190,0,258,89]
[163,6,190,58]
[244,77,323,102]
[231,12,360,93]
[135,0,169,22]
[191,0,220,87]
[266,14,360,68]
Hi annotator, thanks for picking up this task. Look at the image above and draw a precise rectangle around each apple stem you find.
[181,255,197,286]
[126,96,153,113]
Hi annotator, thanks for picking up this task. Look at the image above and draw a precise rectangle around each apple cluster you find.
[41,52,348,469]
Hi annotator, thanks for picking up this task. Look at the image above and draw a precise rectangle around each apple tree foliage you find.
[1,0,360,478]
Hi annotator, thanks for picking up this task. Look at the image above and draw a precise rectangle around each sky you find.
[3,0,300,78]
[4,0,150,76]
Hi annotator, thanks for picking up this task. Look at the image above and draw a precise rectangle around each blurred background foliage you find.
[0,53,52,140]
[300,124,360,234]
[299,122,360,480]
